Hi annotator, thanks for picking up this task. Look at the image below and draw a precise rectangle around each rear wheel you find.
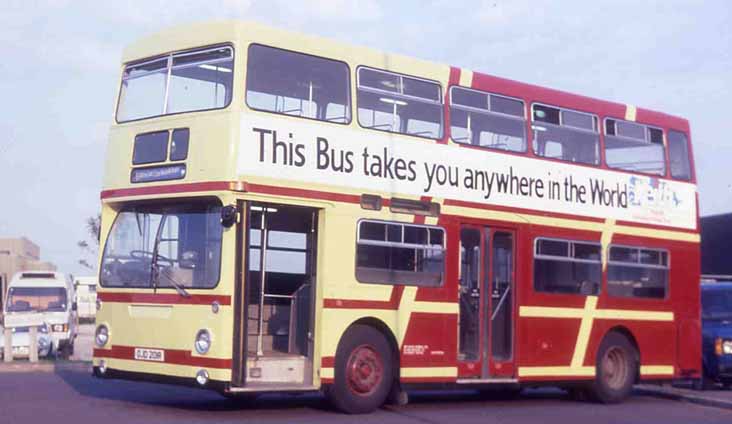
[589,332,637,403]
[327,324,394,414]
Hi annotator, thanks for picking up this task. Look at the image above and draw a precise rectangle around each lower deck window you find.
[533,238,601,295]
[607,246,669,299]
[356,220,445,286]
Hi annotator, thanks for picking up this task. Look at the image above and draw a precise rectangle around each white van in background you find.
[3,272,78,357]
[74,276,97,320]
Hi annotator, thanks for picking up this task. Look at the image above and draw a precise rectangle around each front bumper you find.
[707,355,732,382]
[92,365,227,393]
[50,331,73,350]
[0,344,52,359]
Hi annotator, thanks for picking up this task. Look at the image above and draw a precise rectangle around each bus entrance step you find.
[246,355,306,384]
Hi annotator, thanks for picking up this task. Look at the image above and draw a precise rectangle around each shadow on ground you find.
[52,362,335,413]
[52,363,577,414]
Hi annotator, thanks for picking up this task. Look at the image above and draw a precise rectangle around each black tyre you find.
[693,371,717,391]
[589,332,638,403]
[327,324,394,414]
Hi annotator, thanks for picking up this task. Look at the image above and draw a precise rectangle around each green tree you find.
[78,214,101,270]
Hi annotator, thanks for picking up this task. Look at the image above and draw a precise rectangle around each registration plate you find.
[134,348,165,362]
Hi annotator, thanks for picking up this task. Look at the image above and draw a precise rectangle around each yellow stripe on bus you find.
[321,367,334,379]
[518,364,674,378]
[570,297,599,368]
[640,365,674,375]
[518,297,674,379]
[625,104,637,122]
[320,366,458,379]
[401,367,458,378]
[518,366,595,378]
[459,69,474,88]
[443,204,699,243]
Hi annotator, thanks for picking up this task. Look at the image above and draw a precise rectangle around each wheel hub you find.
[346,344,383,396]
[602,346,628,390]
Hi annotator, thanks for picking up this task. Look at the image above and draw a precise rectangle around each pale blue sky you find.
[0,0,730,275]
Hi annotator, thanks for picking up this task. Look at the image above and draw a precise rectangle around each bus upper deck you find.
[104,20,695,229]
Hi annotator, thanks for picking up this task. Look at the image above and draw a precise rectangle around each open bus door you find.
[232,202,318,389]
[457,225,516,380]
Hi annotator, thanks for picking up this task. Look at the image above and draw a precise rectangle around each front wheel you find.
[327,324,394,414]
[589,332,637,403]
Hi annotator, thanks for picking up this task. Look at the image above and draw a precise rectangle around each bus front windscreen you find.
[100,200,223,289]
[117,45,234,122]
[6,287,68,313]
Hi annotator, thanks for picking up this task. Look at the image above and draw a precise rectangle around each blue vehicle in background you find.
[699,281,732,390]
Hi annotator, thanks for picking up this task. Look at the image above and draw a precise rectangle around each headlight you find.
[194,329,211,355]
[724,340,732,355]
[95,325,109,348]
[39,324,49,334]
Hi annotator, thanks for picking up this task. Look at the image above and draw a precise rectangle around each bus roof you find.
[9,271,69,288]
[120,20,689,130]
[74,276,98,286]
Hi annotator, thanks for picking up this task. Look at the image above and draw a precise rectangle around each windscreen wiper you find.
[150,215,166,294]
[156,269,191,298]
[135,211,143,236]
[150,214,190,298]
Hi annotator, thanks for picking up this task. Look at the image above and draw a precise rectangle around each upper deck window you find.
[532,104,600,165]
[450,87,526,152]
[604,119,666,176]
[668,130,692,181]
[246,44,351,123]
[117,45,234,122]
[357,67,443,139]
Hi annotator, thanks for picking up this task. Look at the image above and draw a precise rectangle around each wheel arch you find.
[348,317,400,373]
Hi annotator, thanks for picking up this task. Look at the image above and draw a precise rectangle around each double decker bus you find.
[93,21,700,414]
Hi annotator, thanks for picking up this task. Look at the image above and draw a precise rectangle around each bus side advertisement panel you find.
[238,115,697,231]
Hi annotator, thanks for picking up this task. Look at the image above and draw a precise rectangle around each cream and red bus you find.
[93,21,700,413]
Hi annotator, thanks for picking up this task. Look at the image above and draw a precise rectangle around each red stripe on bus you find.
[101,181,236,199]
[98,292,231,306]
[243,182,362,204]
[94,346,232,369]
[323,286,404,310]
[615,219,699,235]
[411,195,432,225]
[443,198,606,224]
[321,356,335,367]
[401,376,456,383]
[99,180,698,236]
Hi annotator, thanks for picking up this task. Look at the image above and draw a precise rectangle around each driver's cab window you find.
[100,200,223,289]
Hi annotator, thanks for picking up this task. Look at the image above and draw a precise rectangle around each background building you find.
[0,237,57,311]
[700,213,732,278]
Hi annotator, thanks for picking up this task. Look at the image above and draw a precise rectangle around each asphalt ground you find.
[1,365,731,424]
[2,325,732,423]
